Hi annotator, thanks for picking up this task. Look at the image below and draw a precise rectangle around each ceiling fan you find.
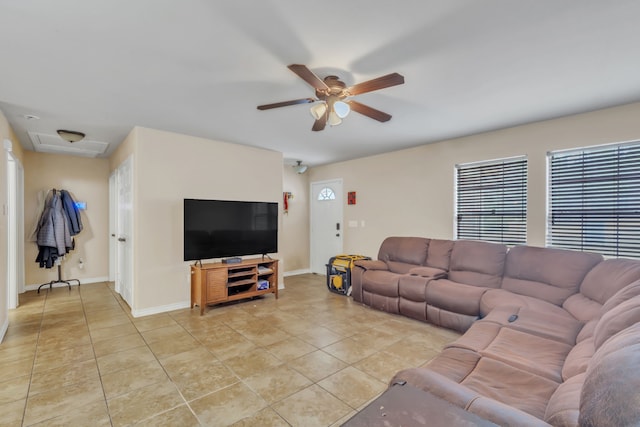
[257,64,405,131]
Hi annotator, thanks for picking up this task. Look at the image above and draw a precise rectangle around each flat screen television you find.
[183,199,278,261]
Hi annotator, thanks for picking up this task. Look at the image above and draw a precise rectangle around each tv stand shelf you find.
[190,258,278,315]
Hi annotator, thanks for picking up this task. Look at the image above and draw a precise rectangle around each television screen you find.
[184,199,278,261]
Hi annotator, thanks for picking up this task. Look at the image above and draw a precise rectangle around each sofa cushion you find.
[398,274,429,301]
[426,279,487,316]
[600,278,640,314]
[563,259,640,322]
[460,357,559,419]
[580,323,640,427]
[561,293,602,322]
[361,270,400,297]
[480,327,572,382]
[426,306,477,333]
[377,236,429,273]
[426,239,454,271]
[501,245,602,306]
[562,337,594,381]
[448,240,507,288]
[594,294,640,349]
[445,321,500,352]
[480,305,583,345]
[544,372,585,427]
[424,347,481,383]
[576,319,598,343]
[391,368,549,426]
[481,288,579,321]
[448,319,571,382]
[580,258,640,304]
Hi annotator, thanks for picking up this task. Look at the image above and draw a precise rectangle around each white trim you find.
[131,301,191,318]
[283,269,311,277]
[24,276,109,291]
[0,316,8,343]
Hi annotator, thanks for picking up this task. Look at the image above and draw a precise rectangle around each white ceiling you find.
[1,0,640,166]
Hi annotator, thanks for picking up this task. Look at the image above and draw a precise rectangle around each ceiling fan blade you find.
[347,72,405,96]
[288,64,330,92]
[257,98,315,110]
[312,110,328,131]
[347,100,392,122]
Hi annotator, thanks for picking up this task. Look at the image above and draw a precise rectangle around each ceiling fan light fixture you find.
[310,102,327,120]
[333,101,350,119]
[56,129,85,143]
[328,111,342,126]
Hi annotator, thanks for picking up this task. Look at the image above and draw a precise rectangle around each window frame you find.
[546,140,640,258]
[454,155,528,245]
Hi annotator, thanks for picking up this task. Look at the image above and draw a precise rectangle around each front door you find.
[310,179,343,274]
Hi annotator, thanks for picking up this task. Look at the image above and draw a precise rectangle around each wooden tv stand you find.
[190,258,278,315]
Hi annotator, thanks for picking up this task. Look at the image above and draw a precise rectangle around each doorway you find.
[310,179,343,274]
[5,142,24,310]
[110,156,134,309]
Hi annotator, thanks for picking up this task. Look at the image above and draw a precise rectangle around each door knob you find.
[118,237,126,242]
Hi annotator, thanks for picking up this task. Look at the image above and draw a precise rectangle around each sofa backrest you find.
[580,321,640,426]
[448,240,507,288]
[425,239,454,271]
[501,246,602,307]
[594,293,640,349]
[563,258,640,321]
[377,236,430,274]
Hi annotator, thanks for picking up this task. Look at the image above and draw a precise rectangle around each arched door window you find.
[317,187,336,201]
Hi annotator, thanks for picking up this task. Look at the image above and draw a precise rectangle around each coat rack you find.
[35,188,84,293]
[37,264,81,293]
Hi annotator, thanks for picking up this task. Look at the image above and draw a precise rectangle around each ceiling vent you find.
[28,132,108,157]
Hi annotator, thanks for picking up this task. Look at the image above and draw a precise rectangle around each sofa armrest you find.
[409,266,447,279]
[354,260,389,271]
[469,396,551,427]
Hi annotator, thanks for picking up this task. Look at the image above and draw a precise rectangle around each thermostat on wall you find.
[75,201,87,210]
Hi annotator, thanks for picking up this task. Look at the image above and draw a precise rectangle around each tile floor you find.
[0,274,460,426]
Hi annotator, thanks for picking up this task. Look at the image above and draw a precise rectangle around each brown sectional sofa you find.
[352,237,640,426]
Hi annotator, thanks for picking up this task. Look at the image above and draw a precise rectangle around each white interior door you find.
[310,179,343,274]
[5,143,24,309]
[108,172,116,282]
[115,156,134,308]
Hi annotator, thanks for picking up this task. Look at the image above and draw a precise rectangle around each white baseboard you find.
[131,301,191,318]
[0,316,8,343]
[283,269,311,277]
[24,276,110,292]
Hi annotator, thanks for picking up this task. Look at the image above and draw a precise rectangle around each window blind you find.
[547,142,640,258]
[456,157,527,245]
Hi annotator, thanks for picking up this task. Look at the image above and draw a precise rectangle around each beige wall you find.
[282,165,310,273]
[113,127,283,315]
[309,102,640,258]
[23,152,110,286]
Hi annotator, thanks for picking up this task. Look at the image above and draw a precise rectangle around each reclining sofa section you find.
[352,237,640,426]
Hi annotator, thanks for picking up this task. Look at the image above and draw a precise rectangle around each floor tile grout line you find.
[79,282,117,427]
[21,286,48,427]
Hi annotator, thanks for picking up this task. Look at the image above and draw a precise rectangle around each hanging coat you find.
[36,191,72,267]
[60,190,83,236]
